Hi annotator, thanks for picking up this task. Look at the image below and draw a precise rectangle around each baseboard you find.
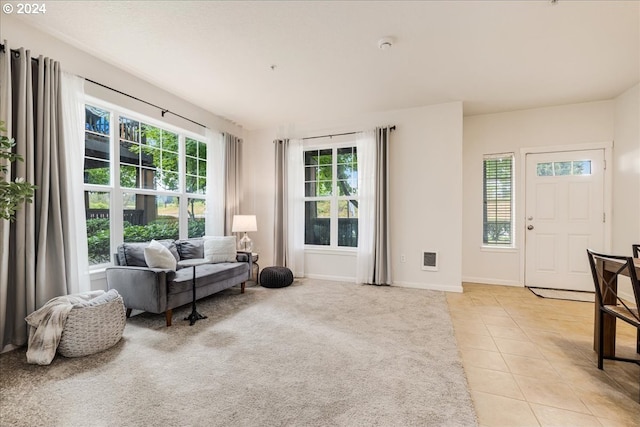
[462,276,523,287]
[304,273,356,283]
[303,275,465,293]
[392,281,464,293]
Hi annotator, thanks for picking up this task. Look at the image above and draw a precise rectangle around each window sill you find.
[89,266,109,279]
[305,246,357,256]
[480,245,518,253]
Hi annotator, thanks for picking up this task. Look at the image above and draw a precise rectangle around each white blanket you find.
[25,290,104,365]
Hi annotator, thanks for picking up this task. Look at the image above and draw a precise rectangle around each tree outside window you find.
[304,146,358,247]
[83,104,209,265]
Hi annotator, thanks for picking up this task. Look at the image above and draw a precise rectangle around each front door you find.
[525,150,605,291]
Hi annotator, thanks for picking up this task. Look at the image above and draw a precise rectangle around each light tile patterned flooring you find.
[447,283,640,427]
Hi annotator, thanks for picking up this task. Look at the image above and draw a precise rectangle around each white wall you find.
[244,102,464,292]
[613,84,640,254]
[462,100,627,286]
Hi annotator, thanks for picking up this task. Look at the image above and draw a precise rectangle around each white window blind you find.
[483,153,514,246]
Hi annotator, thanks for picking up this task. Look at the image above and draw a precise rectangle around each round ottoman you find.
[260,266,294,288]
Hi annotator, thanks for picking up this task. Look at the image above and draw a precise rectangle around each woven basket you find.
[58,296,126,358]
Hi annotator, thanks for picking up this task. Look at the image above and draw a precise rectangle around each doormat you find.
[528,287,595,303]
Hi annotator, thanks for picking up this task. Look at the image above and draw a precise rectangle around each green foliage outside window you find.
[119,121,182,192]
[84,108,209,264]
[86,218,111,264]
[536,160,590,177]
[185,138,207,194]
[304,147,358,247]
[86,216,205,264]
[85,167,110,185]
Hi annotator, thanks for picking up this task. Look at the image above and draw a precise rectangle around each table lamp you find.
[232,215,257,251]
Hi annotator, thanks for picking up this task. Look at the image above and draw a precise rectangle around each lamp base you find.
[238,233,253,252]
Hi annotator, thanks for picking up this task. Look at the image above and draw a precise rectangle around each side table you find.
[178,258,209,325]
[252,253,260,284]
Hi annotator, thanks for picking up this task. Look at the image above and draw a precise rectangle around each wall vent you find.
[422,251,438,271]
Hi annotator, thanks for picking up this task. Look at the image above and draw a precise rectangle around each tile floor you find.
[447,283,640,427]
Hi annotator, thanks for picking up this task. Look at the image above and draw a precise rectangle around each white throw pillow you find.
[203,236,237,263]
[144,239,177,270]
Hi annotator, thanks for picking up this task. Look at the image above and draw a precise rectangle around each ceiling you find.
[15,1,640,130]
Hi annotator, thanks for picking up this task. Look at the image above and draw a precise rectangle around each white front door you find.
[525,150,605,291]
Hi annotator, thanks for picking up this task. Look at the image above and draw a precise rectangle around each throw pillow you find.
[144,239,178,270]
[175,238,204,260]
[203,236,237,263]
[119,240,179,267]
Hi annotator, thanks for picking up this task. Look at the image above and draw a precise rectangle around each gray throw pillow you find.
[119,240,179,267]
[175,238,204,260]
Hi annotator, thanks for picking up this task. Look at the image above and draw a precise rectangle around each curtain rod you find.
[0,44,38,62]
[1,43,207,130]
[302,126,396,141]
[84,78,207,129]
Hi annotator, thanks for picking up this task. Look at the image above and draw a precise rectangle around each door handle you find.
[527,225,534,230]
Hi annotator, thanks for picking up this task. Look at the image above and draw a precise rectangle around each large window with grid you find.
[83,102,209,266]
[304,145,358,248]
[483,153,514,246]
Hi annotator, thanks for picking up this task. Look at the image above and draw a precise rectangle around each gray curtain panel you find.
[0,46,72,348]
[223,133,242,236]
[273,139,288,266]
[372,126,392,285]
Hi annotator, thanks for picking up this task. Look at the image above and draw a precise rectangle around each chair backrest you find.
[587,249,640,323]
[633,244,640,258]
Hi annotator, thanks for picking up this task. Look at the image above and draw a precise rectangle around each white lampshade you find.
[232,215,257,232]
[232,215,257,252]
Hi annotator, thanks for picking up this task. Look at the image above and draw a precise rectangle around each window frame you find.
[303,140,359,249]
[83,96,209,269]
[482,152,515,248]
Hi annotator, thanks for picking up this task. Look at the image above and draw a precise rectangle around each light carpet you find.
[0,279,478,427]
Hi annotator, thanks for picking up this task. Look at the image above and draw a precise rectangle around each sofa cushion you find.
[144,240,178,270]
[118,240,179,267]
[175,238,204,260]
[203,236,237,263]
[168,262,248,294]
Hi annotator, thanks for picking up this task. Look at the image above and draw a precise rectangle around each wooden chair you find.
[634,244,640,354]
[586,249,639,373]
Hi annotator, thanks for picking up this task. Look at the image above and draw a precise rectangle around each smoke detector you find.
[378,37,394,50]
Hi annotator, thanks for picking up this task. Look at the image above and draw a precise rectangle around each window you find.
[185,138,207,238]
[304,146,358,247]
[84,106,112,264]
[536,160,591,176]
[83,102,209,266]
[483,153,513,246]
[119,120,180,191]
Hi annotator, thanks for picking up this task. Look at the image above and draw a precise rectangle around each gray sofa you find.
[106,238,251,326]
